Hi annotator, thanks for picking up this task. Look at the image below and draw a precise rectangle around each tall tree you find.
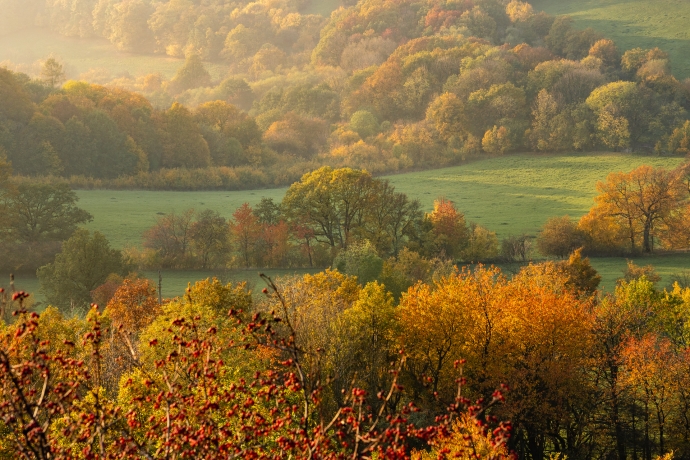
[0,183,92,244]
[282,167,377,250]
[41,58,66,88]
[229,203,260,268]
[591,166,687,253]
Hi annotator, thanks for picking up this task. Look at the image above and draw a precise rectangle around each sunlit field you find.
[0,27,230,80]
[76,152,683,248]
[530,0,690,79]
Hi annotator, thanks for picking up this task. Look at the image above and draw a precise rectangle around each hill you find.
[530,0,690,79]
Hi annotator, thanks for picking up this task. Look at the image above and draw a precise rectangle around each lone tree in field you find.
[0,183,92,244]
[590,165,687,253]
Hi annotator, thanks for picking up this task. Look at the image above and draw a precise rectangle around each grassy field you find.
[0,27,230,80]
[77,152,683,249]
[530,0,690,80]
[591,253,690,291]
[300,0,342,16]
[77,188,288,249]
[387,152,683,239]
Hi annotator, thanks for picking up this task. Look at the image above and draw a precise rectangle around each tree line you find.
[127,166,502,272]
[2,1,690,191]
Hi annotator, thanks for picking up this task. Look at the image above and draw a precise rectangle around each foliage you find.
[37,229,132,315]
[584,165,689,253]
[536,215,586,258]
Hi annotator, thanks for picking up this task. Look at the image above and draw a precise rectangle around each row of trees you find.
[0,273,516,458]
[4,250,690,459]
[0,69,265,178]
[136,162,690,276]
[133,167,502,270]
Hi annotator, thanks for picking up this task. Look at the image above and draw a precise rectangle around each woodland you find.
[3,0,690,459]
[0,0,689,190]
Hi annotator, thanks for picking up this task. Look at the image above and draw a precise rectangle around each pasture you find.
[300,0,343,16]
[0,27,230,81]
[530,0,690,79]
[77,152,683,249]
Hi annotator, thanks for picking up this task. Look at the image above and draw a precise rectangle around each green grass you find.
[590,253,690,291]
[300,0,342,16]
[77,153,682,249]
[530,0,690,80]
[0,27,230,80]
[386,152,683,239]
[77,188,287,249]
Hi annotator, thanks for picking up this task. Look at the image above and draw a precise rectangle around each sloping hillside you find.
[531,0,690,79]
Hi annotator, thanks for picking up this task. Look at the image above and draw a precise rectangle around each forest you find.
[0,0,689,190]
[3,0,690,459]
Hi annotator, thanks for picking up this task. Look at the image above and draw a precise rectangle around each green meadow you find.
[0,27,230,80]
[5,152,688,305]
[78,153,683,250]
[300,0,343,16]
[530,0,690,79]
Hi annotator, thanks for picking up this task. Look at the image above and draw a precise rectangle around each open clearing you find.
[0,27,230,81]
[530,0,690,79]
[300,0,342,16]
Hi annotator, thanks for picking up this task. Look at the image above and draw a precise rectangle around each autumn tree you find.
[591,165,687,253]
[143,209,195,268]
[536,215,586,258]
[428,197,468,260]
[229,203,260,268]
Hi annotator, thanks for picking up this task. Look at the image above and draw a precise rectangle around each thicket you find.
[4,255,690,459]
[1,0,690,190]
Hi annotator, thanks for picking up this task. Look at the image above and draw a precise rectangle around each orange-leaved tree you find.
[583,165,687,253]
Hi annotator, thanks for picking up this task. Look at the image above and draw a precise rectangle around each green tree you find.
[282,167,377,250]
[349,110,379,139]
[41,58,66,88]
[160,102,211,168]
[0,183,92,244]
[333,240,384,286]
[190,209,229,269]
[169,54,211,93]
[38,229,132,315]
[586,81,653,149]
